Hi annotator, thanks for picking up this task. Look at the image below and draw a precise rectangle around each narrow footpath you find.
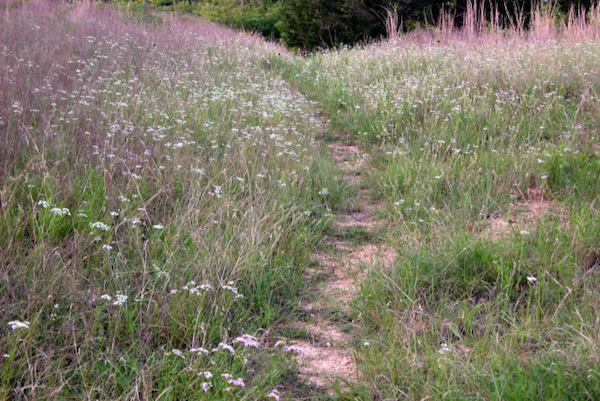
[291,139,395,392]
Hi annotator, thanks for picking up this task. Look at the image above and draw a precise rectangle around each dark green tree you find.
[276,0,387,50]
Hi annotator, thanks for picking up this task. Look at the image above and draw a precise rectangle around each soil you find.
[292,138,396,391]
[486,188,569,239]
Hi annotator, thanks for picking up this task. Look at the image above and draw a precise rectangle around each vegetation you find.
[142,0,600,50]
[0,1,343,399]
[275,12,600,399]
[2,0,600,399]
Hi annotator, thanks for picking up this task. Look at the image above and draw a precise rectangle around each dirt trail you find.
[291,142,395,390]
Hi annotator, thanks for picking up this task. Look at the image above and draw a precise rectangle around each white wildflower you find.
[8,320,30,330]
[438,343,452,355]
[212,185,222,198]
[221,284,239,294]
[199,371,213,379]
[234,334,259,348]
[228,378,245,387]
[282,345,304,355]
[113,294,128,306]
[190,347,209,354]
[50,207,71,216]
[91,221,110,231]
[218,343,235,354]
[171,349,185,359]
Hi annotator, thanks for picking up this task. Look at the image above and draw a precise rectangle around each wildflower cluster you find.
[98,292,128,306]
[7,321,30,330]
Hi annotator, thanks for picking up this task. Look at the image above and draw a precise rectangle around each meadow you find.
[0,2,345,399]
[1,1,600,400]
[276,11,600,399]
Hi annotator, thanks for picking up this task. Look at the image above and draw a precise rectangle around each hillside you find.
[1,1,600,400]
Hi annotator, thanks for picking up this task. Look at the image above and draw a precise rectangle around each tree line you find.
[148,0,599,50]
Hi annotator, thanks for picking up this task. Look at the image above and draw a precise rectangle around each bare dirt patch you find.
[295,315,357,389]
[347,243,395,267]
[296,237,395,388]
[294,338,356,388]
[305,243,395,308]
[486,189,569,239]
[304,249,358,309]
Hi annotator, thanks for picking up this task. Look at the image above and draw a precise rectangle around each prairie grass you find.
[275,10,600,400]
[0,2,343,399]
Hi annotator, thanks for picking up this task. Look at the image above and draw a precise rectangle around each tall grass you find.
[275,5,600,399]
[402,0,600,43]
[0,1,344,399]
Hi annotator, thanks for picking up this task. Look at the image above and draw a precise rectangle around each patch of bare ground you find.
[293,337,356,388]
[328,143,369,174]
[303,242,396,311]
[291,140,396,392]
[333,203,384,231]
[485,188,569,238]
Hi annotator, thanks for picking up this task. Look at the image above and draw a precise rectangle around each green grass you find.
[274,33,600,400]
